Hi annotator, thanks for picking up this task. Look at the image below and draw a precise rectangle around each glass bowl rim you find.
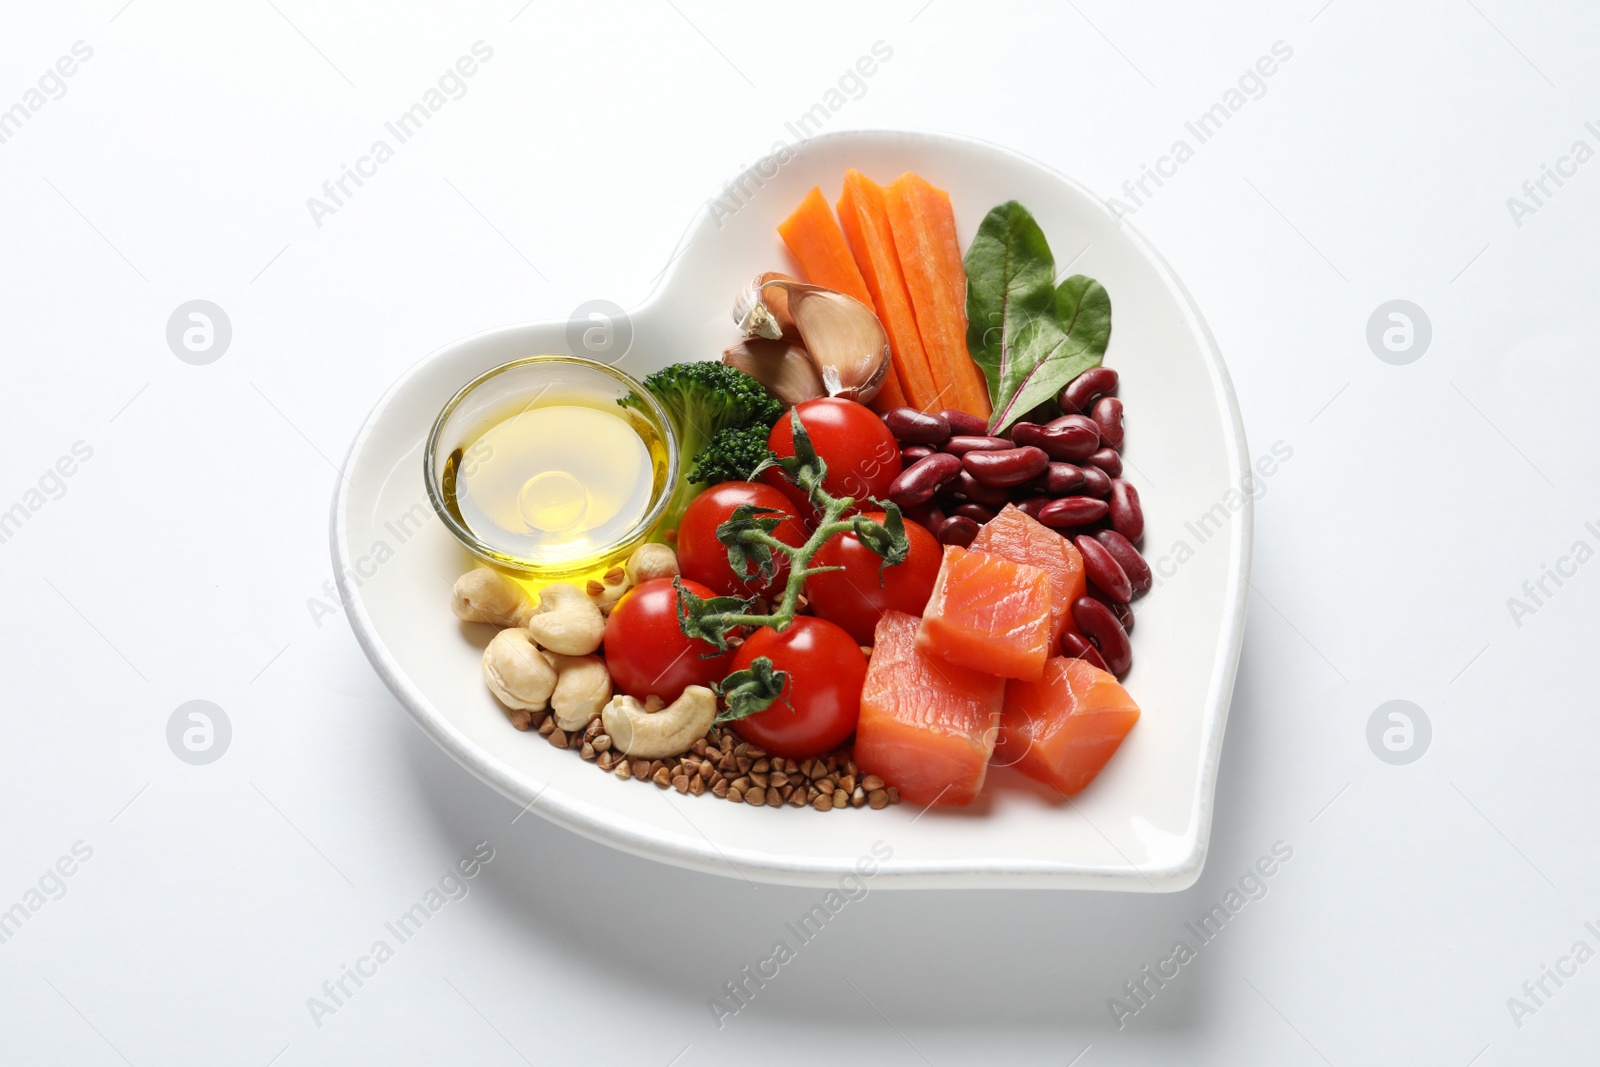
[422,355,679,575]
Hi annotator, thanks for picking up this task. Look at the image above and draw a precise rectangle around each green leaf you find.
[963,201,1113,434]
[965,201,1057,404]
[715,656,790,722]
[988,274,1112,432]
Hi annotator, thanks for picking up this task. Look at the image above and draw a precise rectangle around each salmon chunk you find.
[970,503,1087,641]
[997,657,1141,796]
[855,611,1005,806]
[916,544,1053,681]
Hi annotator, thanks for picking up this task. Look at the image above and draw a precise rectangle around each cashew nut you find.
[452,568,534,628]
[482,628,557,711]
[625,542,679,585]
[547,654,612,732]
[523,582,605,655]
[600,686,717,760]
[585,565,632,615]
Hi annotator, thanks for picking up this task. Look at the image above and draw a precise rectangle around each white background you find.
[3,1,1597,1064]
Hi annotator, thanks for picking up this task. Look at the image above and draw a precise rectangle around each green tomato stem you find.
[678,408,909,651]
[703,498,860,635]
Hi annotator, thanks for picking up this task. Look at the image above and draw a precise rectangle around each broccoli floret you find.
[623,362,783,528]
[690,424,775,486]
[632,361,783,450]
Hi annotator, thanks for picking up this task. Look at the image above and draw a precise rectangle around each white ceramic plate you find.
[332,130,1250,890]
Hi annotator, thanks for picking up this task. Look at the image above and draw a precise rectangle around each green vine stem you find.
[675,408,909,655]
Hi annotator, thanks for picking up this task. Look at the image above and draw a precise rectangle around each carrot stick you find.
[777,187,874,308]
[869,363,909,414]
[835,170,941,412]
[884,173,991,419]
[777,186,903,412]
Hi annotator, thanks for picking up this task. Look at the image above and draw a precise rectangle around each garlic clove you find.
[732,271,798,341]
[780,284,891,404]
[723,339,825,407]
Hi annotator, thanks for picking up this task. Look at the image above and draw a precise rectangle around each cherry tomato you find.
[727,617,866,759]
[764,398,902,516]
[603,577,732,703]
[677,482,807,598]
[805,513,942,645]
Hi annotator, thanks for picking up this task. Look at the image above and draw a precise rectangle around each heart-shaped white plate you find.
[332,129,1250,890]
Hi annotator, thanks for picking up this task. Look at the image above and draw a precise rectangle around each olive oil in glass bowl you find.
[425,357,678,584]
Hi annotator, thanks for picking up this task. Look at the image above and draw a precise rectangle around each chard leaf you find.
[987,274,1112,432]
[963,201,1113,433]
[964,202,1057,404]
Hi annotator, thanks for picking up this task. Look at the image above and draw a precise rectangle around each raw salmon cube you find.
[916,544,1053,681]
[855,611,1005,806]
[996,657,1141,796]
[970,503,1087,641]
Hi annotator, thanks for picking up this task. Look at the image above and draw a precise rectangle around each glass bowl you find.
[424,356,678,580]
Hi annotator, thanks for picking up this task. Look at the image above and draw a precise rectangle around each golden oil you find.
[440,391,670,584]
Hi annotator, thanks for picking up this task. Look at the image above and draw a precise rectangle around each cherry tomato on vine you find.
[677,482,807,598]
[603,577,732,703]
[726,616,867,759]
[805,513,942,645]
[764,398,902,516]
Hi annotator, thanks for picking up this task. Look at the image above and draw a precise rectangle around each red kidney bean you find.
[940,409,988,436]
[937,515,980,548]
[1006,420,1040,438]
[1012,416,1099,462]
[1079,465,1112,499]
[1099,592,1135,633]
[952,469,1012,506]
[1092,396,1124,452]
[1109,479,1143,542]
[884,407,950,445]
[886,452,961,507]
[943,434,1011,455]
[963,446,1050,487]
[902,499,944,531]
[1038,462,1086,497]
[900,445,934,464]
[1048,413,1099,434]
[1094,530,1152,597]
[953,502,998,523]
[1039,496,1109,528]
[1016,495,1050,520]
[1072,597,1132,677]
[1060,631,1111,672]
[1059,367,1119,416]
[1086,447,1122,478]
[1074,535,1132,604]
[1085,588,1135,634]
[1087,582,1134,623]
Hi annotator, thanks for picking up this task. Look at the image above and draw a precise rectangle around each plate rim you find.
[330,127,1252,890]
